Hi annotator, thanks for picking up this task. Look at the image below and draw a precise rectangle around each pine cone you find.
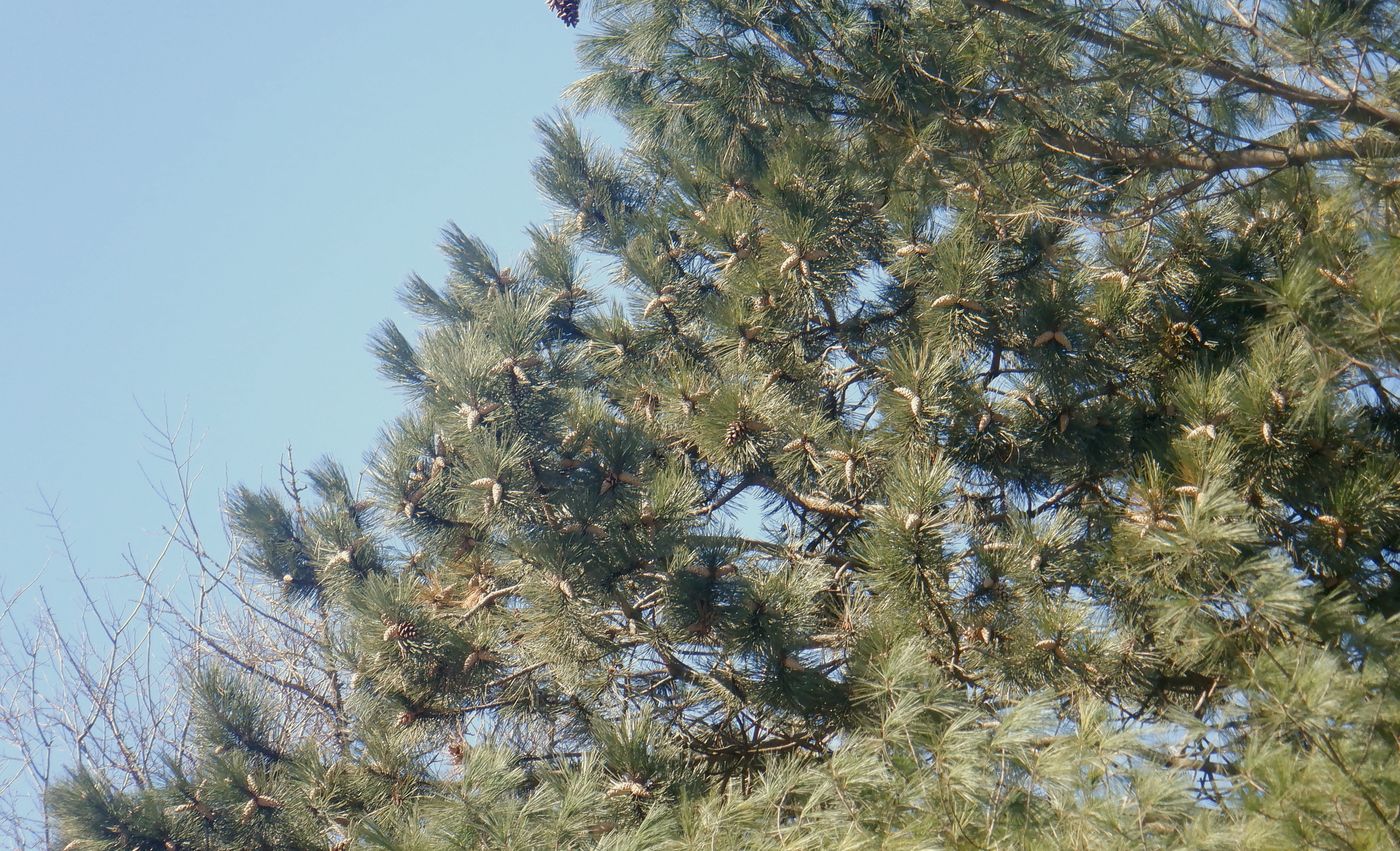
[547,0,580,26]
[381,616,419,642]
[447,740,467,765]
[724,419,747,447]
[605,779,652,799]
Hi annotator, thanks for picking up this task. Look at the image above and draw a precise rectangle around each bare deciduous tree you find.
[0,410,348,849]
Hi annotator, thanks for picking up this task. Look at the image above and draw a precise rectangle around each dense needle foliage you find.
[53,0,1400,848]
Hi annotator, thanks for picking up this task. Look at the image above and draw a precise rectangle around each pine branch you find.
[753,476,866,520]
[955,105,1400,175]
[964,0,1400,136]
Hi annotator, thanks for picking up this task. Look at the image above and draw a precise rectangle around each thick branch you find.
[753,475,865,519]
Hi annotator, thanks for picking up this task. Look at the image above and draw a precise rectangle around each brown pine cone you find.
[724,419,747,447]
[547,0,580,26]
[381,615,419,642]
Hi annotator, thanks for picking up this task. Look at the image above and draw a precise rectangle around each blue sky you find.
[1,3,600,602]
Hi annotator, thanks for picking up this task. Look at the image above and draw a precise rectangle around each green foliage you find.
[51,0,1400,848]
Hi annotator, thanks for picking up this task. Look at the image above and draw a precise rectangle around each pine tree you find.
[51,0,1400,848]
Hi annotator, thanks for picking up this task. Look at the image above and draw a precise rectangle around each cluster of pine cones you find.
[547,0,580,26]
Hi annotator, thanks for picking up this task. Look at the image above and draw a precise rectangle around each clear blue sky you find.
[1,3,600,597]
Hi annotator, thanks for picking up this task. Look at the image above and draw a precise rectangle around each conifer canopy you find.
[52,0,1400,848]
